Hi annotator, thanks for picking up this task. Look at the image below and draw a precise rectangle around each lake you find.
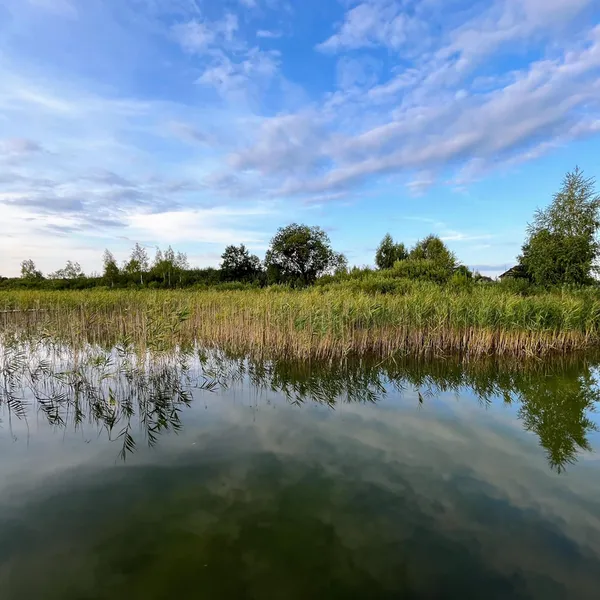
[1,339,600,599]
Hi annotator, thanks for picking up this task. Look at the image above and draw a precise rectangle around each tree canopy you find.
[375,234,408,269]
[220,244,262,282]
[20,259,43,280]
[409,235,456,269]
[519,168,600,285]
[49,260,84,280]
[264,224,343,285]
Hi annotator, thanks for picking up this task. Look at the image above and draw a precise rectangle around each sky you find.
[0,0,599,278]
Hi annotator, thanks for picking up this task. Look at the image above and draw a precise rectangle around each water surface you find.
[1,341,600,599]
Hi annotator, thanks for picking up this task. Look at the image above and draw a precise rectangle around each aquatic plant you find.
[2,286,600,358]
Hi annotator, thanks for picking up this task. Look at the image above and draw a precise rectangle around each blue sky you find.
[1,0,599,277]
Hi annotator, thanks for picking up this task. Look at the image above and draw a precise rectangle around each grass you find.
[2,282,600,358]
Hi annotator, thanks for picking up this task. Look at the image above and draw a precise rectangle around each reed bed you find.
[1,284,600,359]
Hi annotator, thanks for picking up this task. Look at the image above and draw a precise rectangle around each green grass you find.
[2,282,600,358]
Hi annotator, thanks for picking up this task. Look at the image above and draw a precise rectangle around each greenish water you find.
[1,343,600,599]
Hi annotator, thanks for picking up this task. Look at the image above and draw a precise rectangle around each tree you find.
[375,234,408,269]
[330,252,349,275]
[409,235,456,269]
[264,224,339,285]
[49,260,84,279]
[220,244,262,282]
[102,250,120,287]
[519,168,600,286]
[123,243,150,285]
[175,251,189,284]
[20,259,43,280]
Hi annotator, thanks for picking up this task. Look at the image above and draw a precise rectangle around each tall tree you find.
[264,224,338,285]
[124,243,150,285]
[375,234,408,269]
[409,235,456,269]
[20,259,43,280]
[102,250,120,287]
[519,168,600,285]
[49,260,84,280]
[220,244,262,282]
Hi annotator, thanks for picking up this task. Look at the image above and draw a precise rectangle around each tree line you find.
[4,168,600,290]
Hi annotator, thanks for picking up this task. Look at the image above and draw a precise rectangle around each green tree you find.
[20,259,43,280]
[519,168,600,286]
[102,250,120,287]
[123,243,150,285]
[409,235,456,269]
[330,252,349,275]
[375,234,408,269]
[49,260,84,279]
[264,224,338,285]
[220,244,262,282]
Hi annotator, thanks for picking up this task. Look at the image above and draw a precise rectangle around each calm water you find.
[1,341,600,599]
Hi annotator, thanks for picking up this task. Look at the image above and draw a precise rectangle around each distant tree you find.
[49,260,84,280]
[123,243,150,285]
[102,250,120,287]
[453,265,473,279]
[175,251,189,284]
[519,167,600,286]
[409,235,456,269]
[264,224,339,285]
[20,259,43,280]
[329,252,349,275]
[220,244,262,282]
[375,234,408,269]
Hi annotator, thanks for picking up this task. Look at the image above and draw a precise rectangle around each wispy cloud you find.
[1,0,599,274]
[317,1,426,53]
[257,29,282,39]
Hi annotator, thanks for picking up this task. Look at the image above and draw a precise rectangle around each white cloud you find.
[127,206,273,245]
[317,1,426,52]
[196,48,280,100]
[257,29,282,39]
[172,13,239,54]
[236,23,600,197]
[336,56,382,90]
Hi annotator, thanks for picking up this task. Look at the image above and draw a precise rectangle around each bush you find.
[391,259,454,284]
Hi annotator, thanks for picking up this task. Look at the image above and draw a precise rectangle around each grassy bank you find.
[2,284,600,358]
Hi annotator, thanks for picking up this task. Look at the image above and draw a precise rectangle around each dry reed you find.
[1,286,600,359]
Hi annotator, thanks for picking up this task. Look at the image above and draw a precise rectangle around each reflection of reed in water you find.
[0,335,219,460]
[1,333,599,471]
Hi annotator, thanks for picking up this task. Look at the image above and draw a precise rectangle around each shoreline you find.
[2,287,600,359]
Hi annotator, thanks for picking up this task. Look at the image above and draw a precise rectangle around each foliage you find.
[520,167,600,285]
[264,223,341,285]
[375,234,408,269]
[20,259,43,280]
[3,285,600,359]
[123,243,150,285]
[49,260,84,280]
[390,258,455,283]
[409,235,456,269]
[220,244,262,282]
[102,250,120,287]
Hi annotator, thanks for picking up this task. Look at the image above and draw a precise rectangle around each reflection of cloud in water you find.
[2,345,600,598]
[1,407,600,599]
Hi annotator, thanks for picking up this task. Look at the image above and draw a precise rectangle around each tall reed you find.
[2,284,600,358]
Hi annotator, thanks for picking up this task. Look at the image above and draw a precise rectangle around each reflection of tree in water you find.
[217,350,600,473]
[0,336,218,460]
[1,335,599,471]
[378,356,600,473]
